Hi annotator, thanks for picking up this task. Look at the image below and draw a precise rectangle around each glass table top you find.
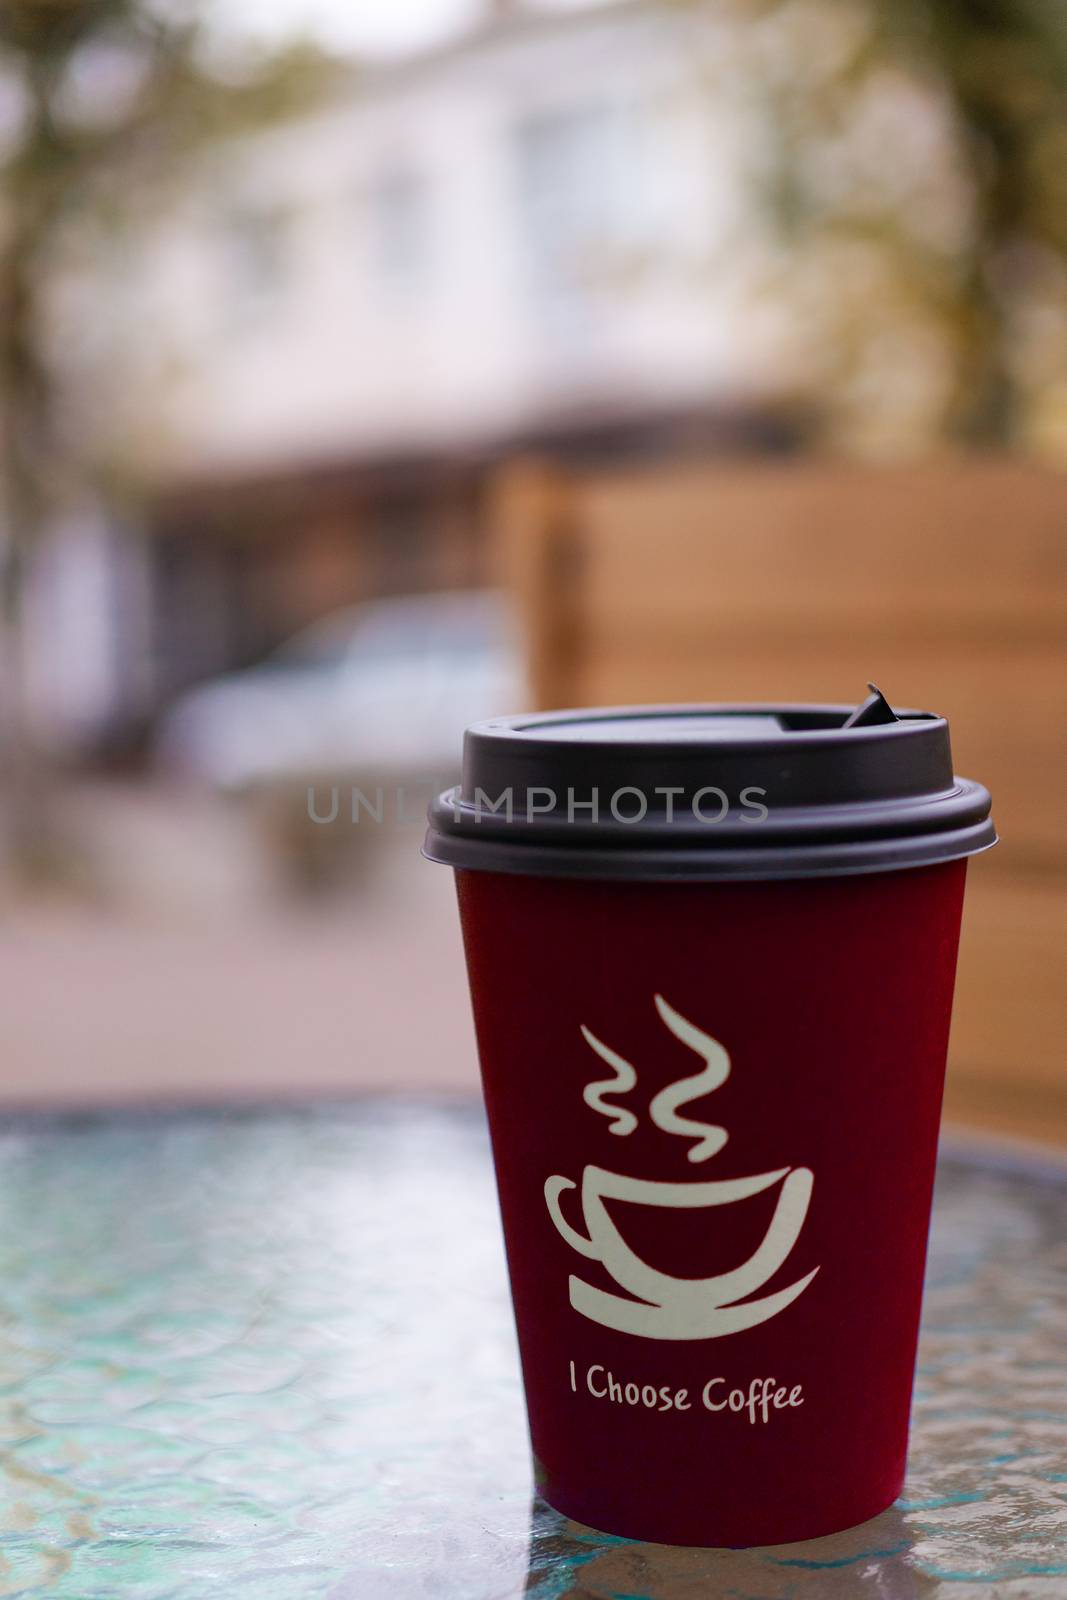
[1,1100,1066,1598]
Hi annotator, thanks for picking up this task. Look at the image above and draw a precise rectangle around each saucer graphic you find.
[544,996,818,1340]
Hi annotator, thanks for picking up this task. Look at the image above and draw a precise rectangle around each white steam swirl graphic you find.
[649,994,730,1162]
[579,997,732,1156]
[580,1026,638,1136]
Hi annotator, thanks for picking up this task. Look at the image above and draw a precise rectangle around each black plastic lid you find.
[423,687,996,882]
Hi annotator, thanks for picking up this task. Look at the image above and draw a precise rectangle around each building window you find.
[221,205,291,325]
[367,168,430,297]
[514,103,642,323]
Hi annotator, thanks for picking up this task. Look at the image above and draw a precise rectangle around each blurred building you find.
[51,0,814,747]
[136,0,786,471]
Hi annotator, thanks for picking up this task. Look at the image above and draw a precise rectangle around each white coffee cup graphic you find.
[544,996,818,1340]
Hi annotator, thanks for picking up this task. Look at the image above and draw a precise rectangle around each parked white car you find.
[157,590,526,793]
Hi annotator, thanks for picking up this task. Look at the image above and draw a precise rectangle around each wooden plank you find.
[488,460,581,710]
[942,1079,1067,1149]
[949,873,1067,1101]
[577,460,1067,637]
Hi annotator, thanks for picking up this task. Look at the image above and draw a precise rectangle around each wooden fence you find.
[493,456,1067,1143]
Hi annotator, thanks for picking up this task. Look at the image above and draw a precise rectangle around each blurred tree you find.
[0,0,338,882]
[743,0,1067,453]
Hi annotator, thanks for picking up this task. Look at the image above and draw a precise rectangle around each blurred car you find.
[157,589,526,793]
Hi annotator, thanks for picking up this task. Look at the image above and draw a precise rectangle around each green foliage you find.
[748,0,1067,448]
[0,1,342,547]
[0,0,129,55]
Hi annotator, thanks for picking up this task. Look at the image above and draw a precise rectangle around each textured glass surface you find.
[0,1102,1065,1598]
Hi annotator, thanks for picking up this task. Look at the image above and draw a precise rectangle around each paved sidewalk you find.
[0,784,479,1108]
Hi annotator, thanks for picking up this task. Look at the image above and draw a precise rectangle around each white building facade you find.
[115,0,789,478]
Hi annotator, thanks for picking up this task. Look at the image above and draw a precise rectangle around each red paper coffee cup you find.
[425,690,995,1548]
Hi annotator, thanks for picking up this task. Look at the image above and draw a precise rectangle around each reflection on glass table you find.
[0,1102,1065,1598]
